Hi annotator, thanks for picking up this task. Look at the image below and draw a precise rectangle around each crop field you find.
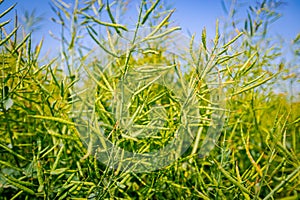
[0,0,300,199]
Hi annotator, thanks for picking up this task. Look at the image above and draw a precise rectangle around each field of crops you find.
[0,0,299,199]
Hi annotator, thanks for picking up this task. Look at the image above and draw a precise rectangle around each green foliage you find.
[0,0,299,199]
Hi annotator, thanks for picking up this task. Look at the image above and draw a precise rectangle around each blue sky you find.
[1,0,300,57]
[174,0,300,39]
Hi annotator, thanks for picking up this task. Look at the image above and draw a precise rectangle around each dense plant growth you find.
[0,0,299,199]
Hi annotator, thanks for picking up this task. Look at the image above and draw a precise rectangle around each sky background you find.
[1,0,300,96]
[1,0,300,57]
